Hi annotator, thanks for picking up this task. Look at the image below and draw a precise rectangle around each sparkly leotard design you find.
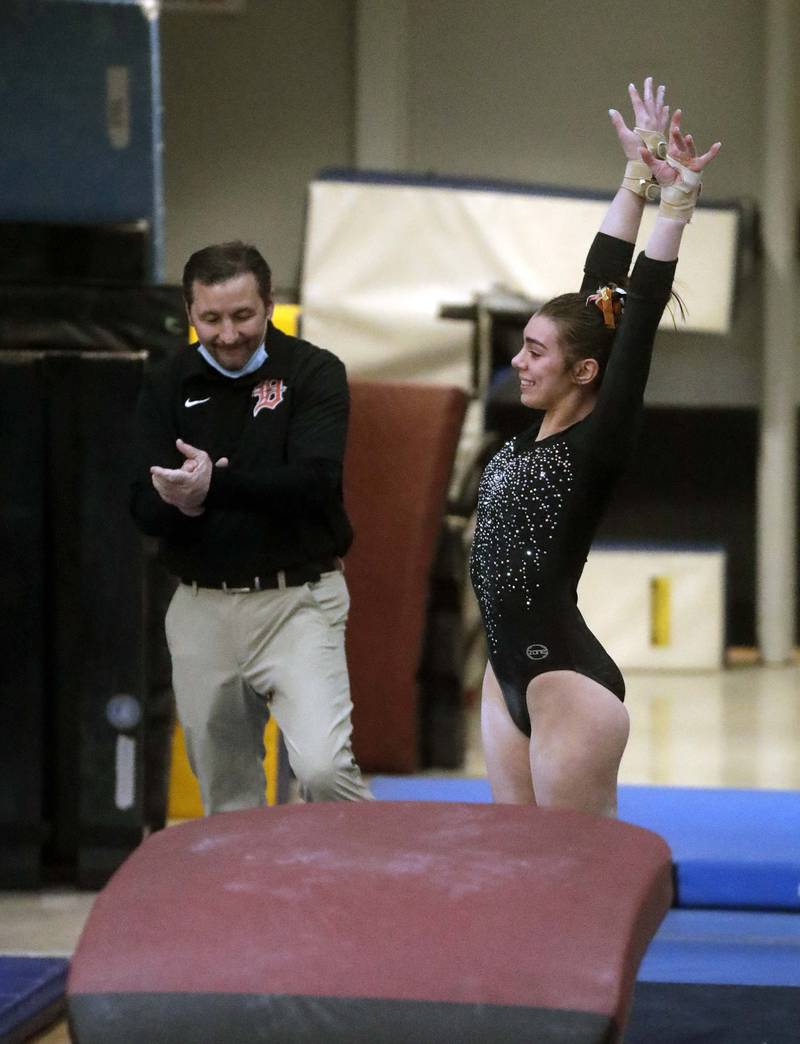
[470,233,676,735]
[472,438,574,655]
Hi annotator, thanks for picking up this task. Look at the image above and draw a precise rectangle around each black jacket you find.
[130,323,353,582]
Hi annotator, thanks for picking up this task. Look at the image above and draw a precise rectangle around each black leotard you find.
[469,232,676,735]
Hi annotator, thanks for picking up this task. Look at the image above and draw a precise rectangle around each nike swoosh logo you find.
[185,397,210,408]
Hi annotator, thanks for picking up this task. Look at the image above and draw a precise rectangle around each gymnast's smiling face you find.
[512,314,580,410]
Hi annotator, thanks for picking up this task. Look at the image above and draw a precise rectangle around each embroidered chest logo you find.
[252,379,286,416]
[526,644,549,661]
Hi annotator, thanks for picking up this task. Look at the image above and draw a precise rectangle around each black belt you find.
[183,558,339,594]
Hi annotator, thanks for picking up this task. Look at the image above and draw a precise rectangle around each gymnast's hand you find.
[640,113,722,188]
[608,76,670,162]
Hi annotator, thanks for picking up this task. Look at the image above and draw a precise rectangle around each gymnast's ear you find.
[571,356,599,386]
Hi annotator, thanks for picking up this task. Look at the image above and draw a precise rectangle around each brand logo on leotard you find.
[526,644,549,661]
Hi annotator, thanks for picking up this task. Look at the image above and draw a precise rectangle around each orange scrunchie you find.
[586,285,626,329]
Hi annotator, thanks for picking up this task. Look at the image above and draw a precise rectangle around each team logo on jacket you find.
[252,379,286,416]
[526,644,549,661]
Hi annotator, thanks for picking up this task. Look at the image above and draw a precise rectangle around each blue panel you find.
[0,956,69,1038]
[0,2,157,227]
[370,776,491,802]
[618,786,800,910]
[316,167,744,214]
[639,909,800,987]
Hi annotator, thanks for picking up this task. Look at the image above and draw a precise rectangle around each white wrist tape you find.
[623,159,660,201]
[635,126,668,159]
[659,155,702,223]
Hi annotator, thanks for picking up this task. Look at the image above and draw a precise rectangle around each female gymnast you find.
[470,78,721,815]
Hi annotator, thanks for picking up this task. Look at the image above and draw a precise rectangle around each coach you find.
[130,241,372,813]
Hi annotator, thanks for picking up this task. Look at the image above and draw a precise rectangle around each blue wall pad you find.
[0,0,165,278]
[369,777,800,910]
[0,956,69,1044]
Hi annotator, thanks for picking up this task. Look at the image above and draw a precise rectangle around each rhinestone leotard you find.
[470,233,677,735]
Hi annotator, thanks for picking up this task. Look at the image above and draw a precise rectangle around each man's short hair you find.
[182,241,272,307]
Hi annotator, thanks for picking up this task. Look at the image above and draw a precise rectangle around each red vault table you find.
[68,801,672,1042]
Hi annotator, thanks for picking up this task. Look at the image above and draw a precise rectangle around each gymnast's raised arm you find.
[580,77,671,295]
[587,90,722,457]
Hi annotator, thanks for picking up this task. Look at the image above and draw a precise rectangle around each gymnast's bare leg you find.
[481,661,536,804]
[527,671,630,817]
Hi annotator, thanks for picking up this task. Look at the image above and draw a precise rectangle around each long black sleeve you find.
[581,235,677,463]
[580,232,635,296]
[129,363,205,539]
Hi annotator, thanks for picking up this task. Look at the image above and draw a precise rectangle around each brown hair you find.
[538,283,685,386]
[182,241,272,307]
[536,287,624,386]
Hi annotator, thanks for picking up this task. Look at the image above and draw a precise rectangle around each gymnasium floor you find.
[4,659,800,1042]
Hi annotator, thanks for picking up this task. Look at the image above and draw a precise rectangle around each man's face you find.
[188,272,272,371]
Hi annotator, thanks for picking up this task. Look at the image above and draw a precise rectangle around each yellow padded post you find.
[272,303,301,336]
[649,576,672,647]
[167,717,283,819]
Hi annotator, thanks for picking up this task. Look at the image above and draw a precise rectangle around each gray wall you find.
[160,0,779,406]
[406,0,761,199]
[160,0,354,295]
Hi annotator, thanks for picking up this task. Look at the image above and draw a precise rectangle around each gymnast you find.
[470,78,721,815]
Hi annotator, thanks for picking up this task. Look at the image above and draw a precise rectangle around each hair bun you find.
[586,284,627,329]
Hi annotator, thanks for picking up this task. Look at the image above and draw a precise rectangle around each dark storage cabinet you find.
[1,350,150,888]
[0,355,47,886]
[0,261,186,887]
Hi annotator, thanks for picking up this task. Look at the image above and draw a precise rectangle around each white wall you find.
[159,0,788,406]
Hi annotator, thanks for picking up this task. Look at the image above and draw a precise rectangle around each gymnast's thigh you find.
[525,669,630,760]
[480,662,535,803]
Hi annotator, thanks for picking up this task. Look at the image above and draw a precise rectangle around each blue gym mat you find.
[369,777,800,910]
[0,955,68,1044]
[632,911,800,1044]
[640,909,800,987]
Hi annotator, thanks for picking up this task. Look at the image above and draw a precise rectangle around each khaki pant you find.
[165,570,372,814]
